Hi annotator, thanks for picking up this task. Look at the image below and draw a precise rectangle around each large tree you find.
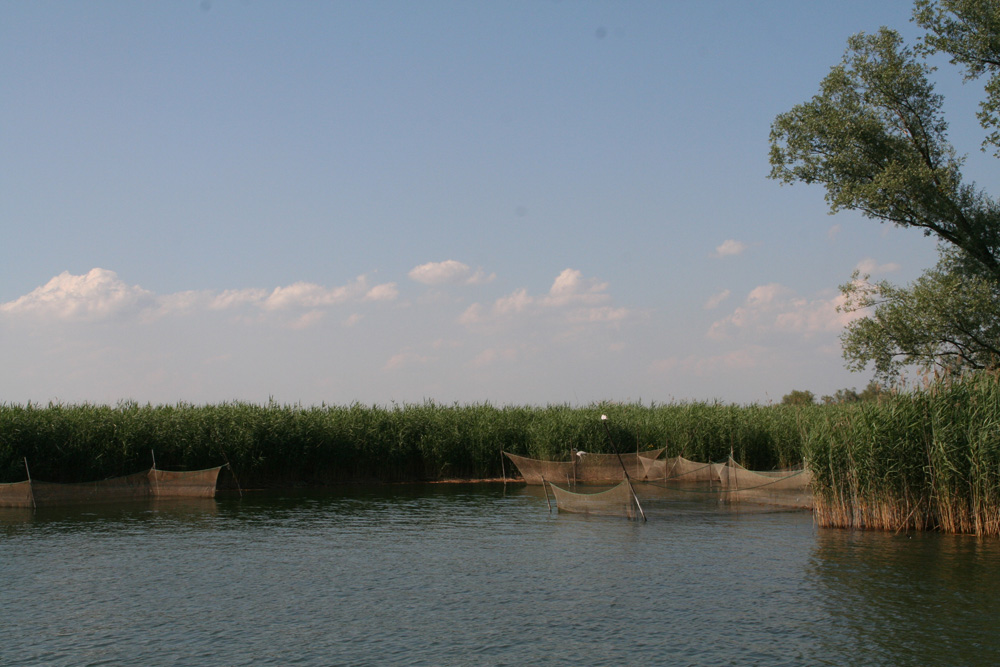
[839,250,1000,380]
[770,0,1000,378]
[914,0,1000,154]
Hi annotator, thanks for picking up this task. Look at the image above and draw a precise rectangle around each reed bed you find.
[0,400,818,488]
[807,372,1000,536]
[6,378,1000,536]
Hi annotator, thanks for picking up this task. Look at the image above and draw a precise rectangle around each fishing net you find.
[150,467,224,498]
[503,453,575,485]
[504,449,664,485]
[574,449,664,482]
[717,458,814,508]
[638,455,724,483]
[548,479,643,519]
[0,466,224,508]
[0,481,33,508]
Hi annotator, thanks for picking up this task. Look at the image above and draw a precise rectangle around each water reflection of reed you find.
[0,497,219,527]
[809,529,1000,666]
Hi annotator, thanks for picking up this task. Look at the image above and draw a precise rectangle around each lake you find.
[2,483,999,666]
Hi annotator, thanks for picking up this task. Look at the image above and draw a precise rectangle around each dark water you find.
[2,484,999,666]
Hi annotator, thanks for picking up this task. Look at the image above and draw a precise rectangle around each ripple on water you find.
[2,484,999,666]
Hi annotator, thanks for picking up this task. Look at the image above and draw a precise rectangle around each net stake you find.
[24,457,36,510]
[601,415,646,522]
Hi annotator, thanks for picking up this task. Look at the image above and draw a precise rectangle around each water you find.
[2,484,1000,666]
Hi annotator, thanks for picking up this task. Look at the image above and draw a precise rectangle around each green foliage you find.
[822,388,861,404]
[821,382,888,404]
[839,251,1000,379]
[914,0,1000,154]
[781,390,816,406]
[6,377,1000,535]
[806,371,1000,535]
[770,26,1000,279]
[0,400,821,485]
[771,1,1000,381]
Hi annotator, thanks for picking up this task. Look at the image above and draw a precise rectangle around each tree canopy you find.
[770,0,1000,380]
[914,0,1000,154]
[839,250,1000,379]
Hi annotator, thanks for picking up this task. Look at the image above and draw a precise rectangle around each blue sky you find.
[1,1,993,406]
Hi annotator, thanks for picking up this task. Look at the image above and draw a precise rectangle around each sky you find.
[1,1,994,407]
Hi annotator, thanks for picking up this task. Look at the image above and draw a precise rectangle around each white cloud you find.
[828,224,842,241]
[466,268,496,285]
[0,268,153,320]
[708,283,859,341]
[543,269,609,307]
[262,276,395,310]
[288,310,326,330]
[494,288,533,315]
[383,350,432,371]
[773,292,861,334]
[746,283,791,307]
[469,347,519,369]
[1,269,399,329]
[704,289,731,310]
[364,283,399,301]
[408,260,495,286]
[458,303,486,326]
[712,239,748,258]
[855,257,901,275]
[569,306,628,323]
[210,288,270,310]
[460,268,625,330]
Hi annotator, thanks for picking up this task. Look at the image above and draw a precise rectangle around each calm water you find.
[2,483,1000,666]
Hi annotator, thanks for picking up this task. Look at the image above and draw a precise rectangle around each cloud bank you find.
[408,260,495,286]
[707,282,860,341]
[1,269,399,325]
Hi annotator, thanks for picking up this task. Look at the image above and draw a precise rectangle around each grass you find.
[5,373,1000,536]
[806,371,1000,536]
[0,400,818,488]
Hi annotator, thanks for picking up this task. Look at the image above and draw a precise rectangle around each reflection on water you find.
[0,483,997,666]
[810,528,1000,666]
[0,497,220,527]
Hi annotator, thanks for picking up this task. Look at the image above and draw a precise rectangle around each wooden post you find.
[24,457,36,510]
[601,415,646,522]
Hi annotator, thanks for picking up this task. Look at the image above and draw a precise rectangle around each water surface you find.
[2,483,999,666]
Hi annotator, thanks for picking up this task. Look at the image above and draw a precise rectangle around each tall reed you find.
[807,372,1000,536]
[0,400,819,487]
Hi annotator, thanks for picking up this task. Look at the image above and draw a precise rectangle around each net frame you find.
[0,465,224,509]
[717,457,814,508]
[548,479,643,519]
[638,455,725,483]
[503,448,664,485]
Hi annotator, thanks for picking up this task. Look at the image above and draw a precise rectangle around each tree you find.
[839,250,1000,380]
[781,390,816,406]
[769,25,1000,281]
[770,0,1000,378]
[821,382,889,404]
[914,0,1000,154]
[821,388,860,404]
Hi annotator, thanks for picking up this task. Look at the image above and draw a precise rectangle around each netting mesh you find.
[0,466,223,508]
[718,458,814,508]
[549,479,642,519]
[0,481,33,508]
[638,455,725,483]
[504,449,664,485]
[503,453,576,485]
[150,467,223,499]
